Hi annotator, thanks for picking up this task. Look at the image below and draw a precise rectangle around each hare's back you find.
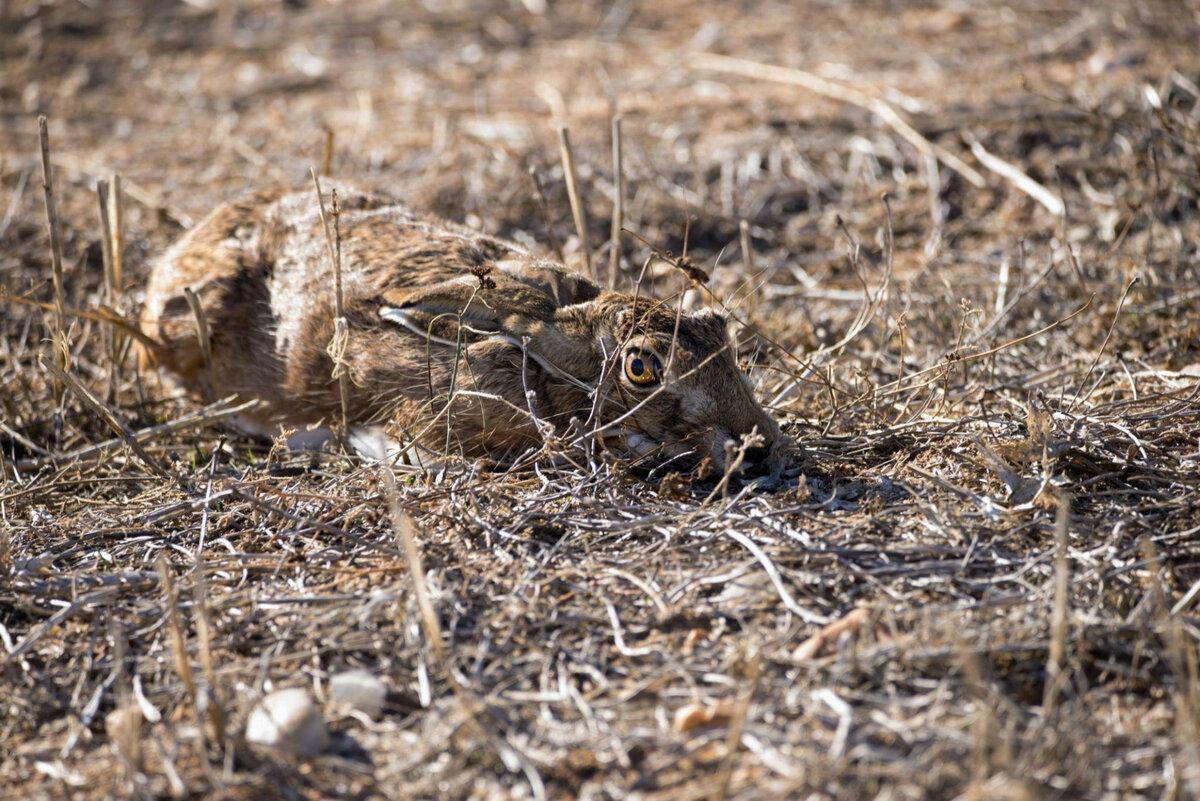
[142,185,541,425]
[146,185,529,357]
[263,185,528,293]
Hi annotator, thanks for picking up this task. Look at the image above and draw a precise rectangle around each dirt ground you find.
[3,0,1200,798]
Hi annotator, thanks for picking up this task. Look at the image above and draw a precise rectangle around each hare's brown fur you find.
[143,185,794,475]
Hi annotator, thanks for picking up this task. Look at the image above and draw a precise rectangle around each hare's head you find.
[381,264,797,480]
[556,294,794,479]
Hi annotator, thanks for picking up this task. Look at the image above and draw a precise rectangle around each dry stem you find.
[608,114,624,291]
[558,125,593,279]
[311,169,351,441]
[37,115,68,397]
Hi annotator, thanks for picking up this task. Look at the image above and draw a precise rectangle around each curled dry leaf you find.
[792,606,872,661]
[680,627,710,656]
[674,699,736,733]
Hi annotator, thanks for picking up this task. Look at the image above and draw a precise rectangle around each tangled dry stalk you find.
[2,1,1200,798]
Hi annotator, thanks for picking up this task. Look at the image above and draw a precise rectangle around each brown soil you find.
[3,1,1200,798]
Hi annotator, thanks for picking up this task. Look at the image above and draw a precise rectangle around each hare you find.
[141,184,796,479]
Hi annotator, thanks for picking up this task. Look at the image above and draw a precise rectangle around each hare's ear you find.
[493,259,601,307]
[379,305,498,347]
[380,276,556,343]
[381,281,496,345]
[692,307,731,334]
[624,306,728,331]
[692,307,729,325]
[382,276,559,322]
[381,280,602,380]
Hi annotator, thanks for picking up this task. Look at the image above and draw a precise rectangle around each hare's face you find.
[376,264,795,478]
[585,299,794,479]
[377,271,795,478]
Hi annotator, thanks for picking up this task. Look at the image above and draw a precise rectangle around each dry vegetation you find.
[3,1,1200,798]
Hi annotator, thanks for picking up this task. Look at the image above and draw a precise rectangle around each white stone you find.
[245,688,330,756]
[328,670,388,718]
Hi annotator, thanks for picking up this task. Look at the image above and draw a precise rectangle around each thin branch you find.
[966,134,1065,216]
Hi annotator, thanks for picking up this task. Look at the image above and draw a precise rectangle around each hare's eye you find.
[623,351,660,387]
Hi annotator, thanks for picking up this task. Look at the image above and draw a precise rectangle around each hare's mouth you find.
[613,430,700,470]
[614,430,759,475]
[620,431,659,457]
[615,428,790,484]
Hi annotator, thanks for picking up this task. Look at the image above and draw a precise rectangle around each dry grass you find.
[2,1,1200,798]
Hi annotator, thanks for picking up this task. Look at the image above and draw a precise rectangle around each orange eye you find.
[623,351,660,386]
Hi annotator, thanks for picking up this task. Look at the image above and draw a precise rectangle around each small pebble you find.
[245,688,330,756]
[329,669,388,718]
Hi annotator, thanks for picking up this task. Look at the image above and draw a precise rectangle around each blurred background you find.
[4,0,1196,296]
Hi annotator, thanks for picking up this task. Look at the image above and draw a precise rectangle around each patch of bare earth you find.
[2,1,1200,798]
